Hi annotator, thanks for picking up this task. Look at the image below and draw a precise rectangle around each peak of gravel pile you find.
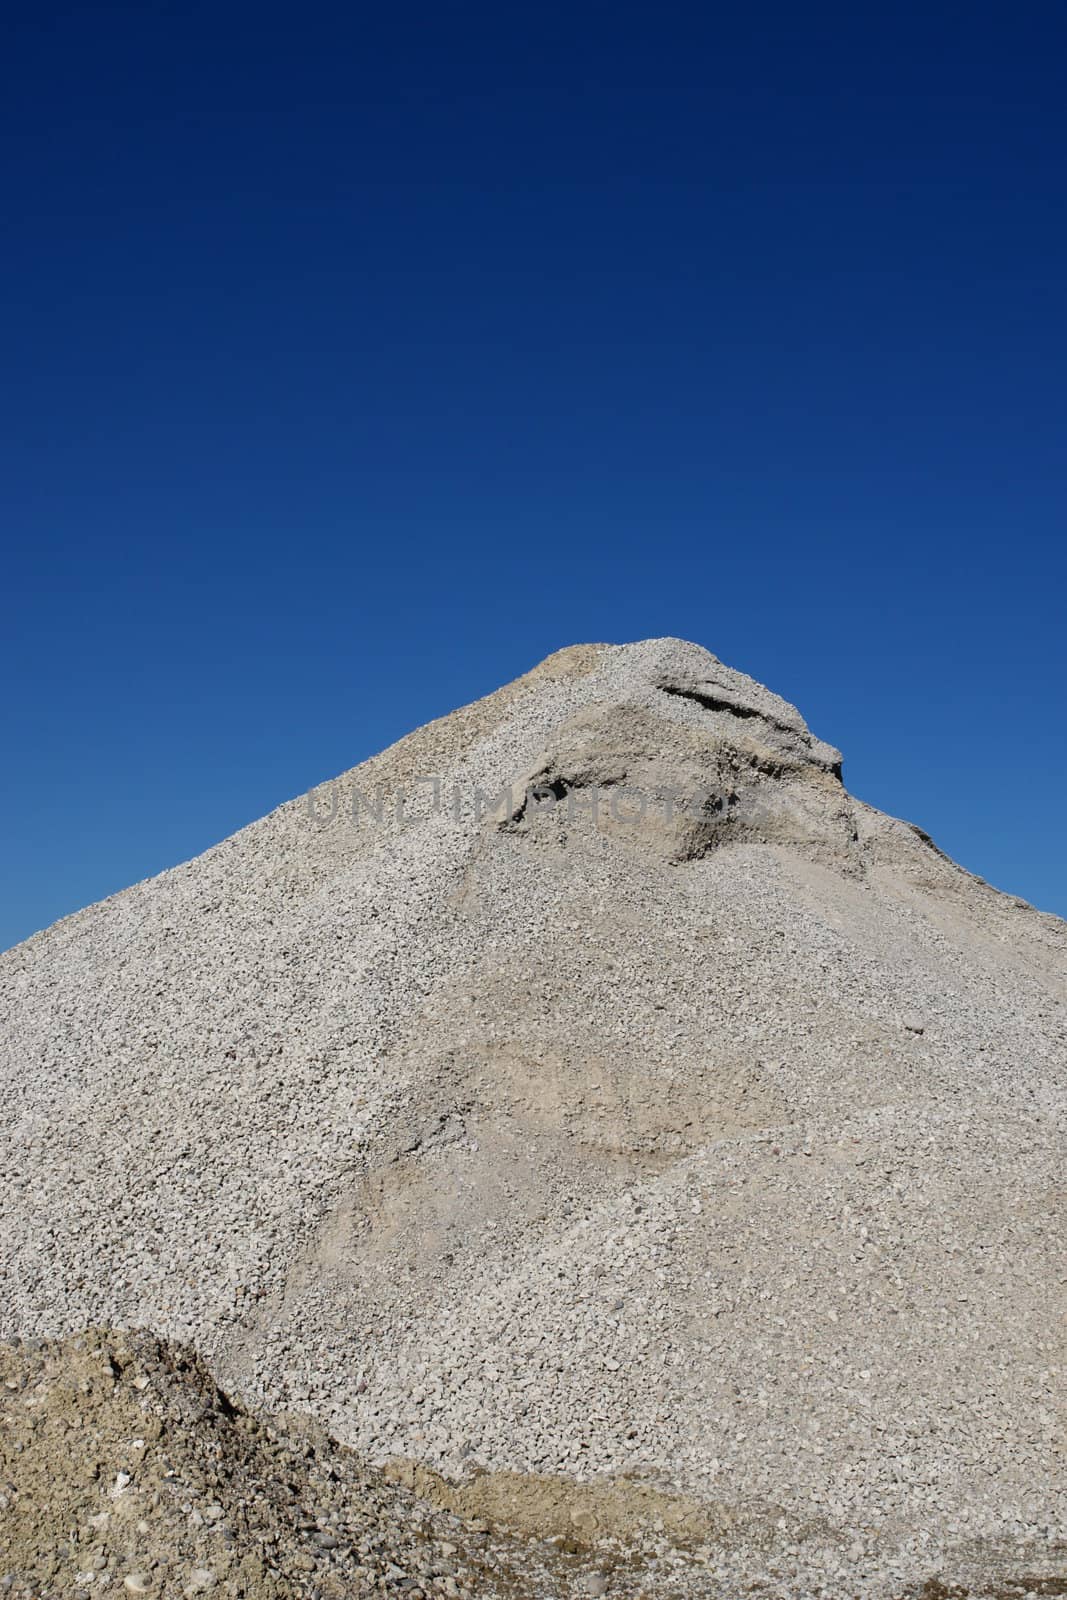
[1,637,1065,1599]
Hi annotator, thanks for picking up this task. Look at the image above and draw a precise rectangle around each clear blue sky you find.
[3,2,1065,950]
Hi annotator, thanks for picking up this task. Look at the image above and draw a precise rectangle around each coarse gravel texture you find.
[1,637,1065,1598]
[0,1327,720,1599]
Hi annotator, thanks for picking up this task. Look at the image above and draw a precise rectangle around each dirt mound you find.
[0,1330,632,1599]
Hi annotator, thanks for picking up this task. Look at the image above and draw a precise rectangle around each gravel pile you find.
[1,637,1064,1598]
[0,1328,691,1598]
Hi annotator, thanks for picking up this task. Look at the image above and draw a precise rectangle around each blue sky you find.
[2,1,1065,950]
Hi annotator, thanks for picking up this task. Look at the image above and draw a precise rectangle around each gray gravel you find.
[1,637,1065,1598]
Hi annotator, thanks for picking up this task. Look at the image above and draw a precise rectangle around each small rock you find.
[182,1572,216,1598]
[123,1576,151,1596]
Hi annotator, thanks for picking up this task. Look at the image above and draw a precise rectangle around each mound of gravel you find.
[1,637,1065,1598]
[0,1328,641,1599]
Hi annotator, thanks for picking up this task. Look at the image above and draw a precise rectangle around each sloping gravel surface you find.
[0,1327,718,1599]
[1,638,1064,1598]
